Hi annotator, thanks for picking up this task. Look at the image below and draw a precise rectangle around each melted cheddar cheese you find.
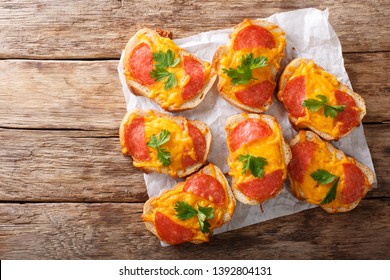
[291,60,361,136]
[142,164,235,243]
[219,19,286,99]
[290,132,367,209]
[123,111,202,176]
[228,116,287,185]
[125,33,212,109]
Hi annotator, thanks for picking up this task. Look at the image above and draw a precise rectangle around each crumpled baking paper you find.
[118,8,377,242]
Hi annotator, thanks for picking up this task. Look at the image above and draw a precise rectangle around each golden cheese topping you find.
[228,117,287,185]
[290,132,367,209]
[123,111,201,176]
[218,19,286,99]
[125,32,212,109]
[142,164,235,243]
[291,60,361,136]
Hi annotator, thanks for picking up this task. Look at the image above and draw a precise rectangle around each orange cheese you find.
[142,164,235,242]
[125,33,211,109]
[123,111,201,176]
[219,19,286,101]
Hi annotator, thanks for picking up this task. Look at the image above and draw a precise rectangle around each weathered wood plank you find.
[0,52,389,131]
[0,60,127,131]
[344,53,390,122]
[0,200,388,259]
[0,129,147,202]
[0,124,388,202]
[0,0,389,59]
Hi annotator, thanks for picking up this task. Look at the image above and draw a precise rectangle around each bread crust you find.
[225,113,292,205]
[142,163,236,245]
[288,130,374,213]
[119,109,212,178]
[277,58,367,140]
[123,28,216,112]
[212,19,286,113]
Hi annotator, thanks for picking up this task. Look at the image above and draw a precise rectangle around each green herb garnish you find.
[174,201,214,234]
[147,129,171,166]
[302,94,345,118]
[222,54,267,85]
[238,154,268,178]
[150,49,180,90]
[310,169,340,204]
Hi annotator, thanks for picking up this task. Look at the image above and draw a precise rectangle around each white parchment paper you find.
[118,8,377,240]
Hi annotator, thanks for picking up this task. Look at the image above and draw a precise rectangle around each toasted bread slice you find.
[119,109,211,178]
[213,19,286,113]
[142,163,236,245]
[288,130,374,213]
[123,28,216,112]
[225,113,291,205]
[277,58,366,140]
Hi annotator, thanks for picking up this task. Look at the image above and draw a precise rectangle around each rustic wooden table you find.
[0,0,389,259]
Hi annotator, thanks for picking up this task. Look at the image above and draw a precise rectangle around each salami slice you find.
[128,42,155,86]
[234,25,276,50]
[237,170,283,203]
[281,75,306,118]
[335,90,357,107]
[183,174,226,205]
[335,90,359,134]
[124,117,150,161]
[182,123,206,168]
[340,163,366,204]
[288,140,317,183]
[182,56,205,101]
[155,212,194,245]
[234,80,274,108]
[228,119,272,152]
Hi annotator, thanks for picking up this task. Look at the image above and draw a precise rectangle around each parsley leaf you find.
[157,129,171,145]
[197,205,214,220]
[316,94,328,103]
[197,205,214,234]
[150,68,170,81]
[239,154,268,178]
[174,201,197,220]
[150,49,180,90]
[157,148,171,167]
[174,202,214,234]
[320,177,340,205]
[324,104,346,118]
[147,134,159,148]
[147,129,171,166]
[311,169,337,185]
[222,54,267,85]
[165,72,177,90]
[310,169,340,205]
[302,94,345,119]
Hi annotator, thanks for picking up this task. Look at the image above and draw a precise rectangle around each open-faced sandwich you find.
[123,28,216,111]
[119,109,211,178]
[288,130,374,213]
[213,19,286,113]
[277,58,366,140]
[225,113,291,205]
[142,163,236,245]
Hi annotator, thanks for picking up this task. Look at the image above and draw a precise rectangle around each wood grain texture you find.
[0,129,147,202]
[0,52,389,132]
[0,60,126,131]
[0,124,388,202]
[0,0,389,59]
[0,200,388,259]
